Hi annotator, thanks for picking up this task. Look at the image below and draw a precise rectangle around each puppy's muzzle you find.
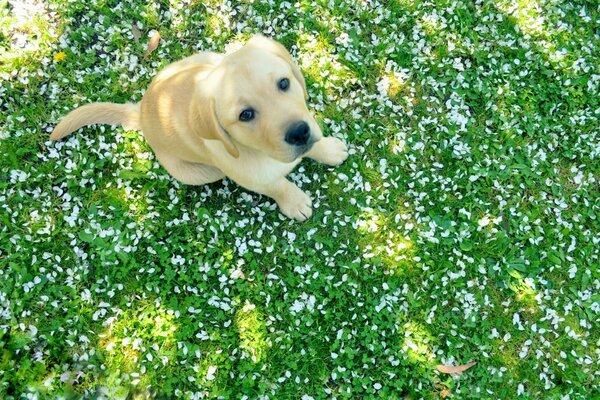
[284,120,320,160]
[285,121,311,146]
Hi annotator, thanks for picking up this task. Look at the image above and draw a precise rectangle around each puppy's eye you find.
[239,108,255,122]
[278,78,290,91]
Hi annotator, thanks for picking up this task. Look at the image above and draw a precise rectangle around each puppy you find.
[50,35,348,221]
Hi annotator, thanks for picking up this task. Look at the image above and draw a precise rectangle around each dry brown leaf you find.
[144,30,161,59]
[435,361,477,374]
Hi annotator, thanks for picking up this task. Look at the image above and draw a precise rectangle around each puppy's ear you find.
[190,97,239,158]
[248,35,309,100]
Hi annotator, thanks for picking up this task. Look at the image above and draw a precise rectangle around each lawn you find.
[0,0,598,398]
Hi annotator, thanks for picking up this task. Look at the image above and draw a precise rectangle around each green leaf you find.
[459,240,473,251]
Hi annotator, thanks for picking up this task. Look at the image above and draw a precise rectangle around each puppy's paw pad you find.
[278,189,313,221]
[316,137,349,166]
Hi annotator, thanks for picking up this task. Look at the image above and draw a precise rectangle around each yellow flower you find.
[53,51,66,62]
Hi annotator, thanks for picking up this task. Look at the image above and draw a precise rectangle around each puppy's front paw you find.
[277,185,313,221]
[310,137,349,166]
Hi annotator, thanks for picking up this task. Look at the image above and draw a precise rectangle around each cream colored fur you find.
[50,35,348,221]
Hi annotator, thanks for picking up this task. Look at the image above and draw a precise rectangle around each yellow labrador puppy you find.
[50,35,348,221]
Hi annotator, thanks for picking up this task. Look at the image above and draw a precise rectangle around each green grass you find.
[1,0,598,398]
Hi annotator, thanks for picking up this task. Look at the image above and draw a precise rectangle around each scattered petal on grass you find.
[1,1,597,399]
[132,24,142,41]
[206,366,217,381]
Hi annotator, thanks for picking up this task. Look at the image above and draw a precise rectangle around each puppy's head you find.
[200,35,322,162]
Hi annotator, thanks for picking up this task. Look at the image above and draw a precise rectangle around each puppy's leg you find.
[258,179,313,221]
[155,152,225,185]
[306,136,348,166]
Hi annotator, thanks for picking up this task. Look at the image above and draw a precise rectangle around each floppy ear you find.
[248,35,309,100]
[189,96,239,158]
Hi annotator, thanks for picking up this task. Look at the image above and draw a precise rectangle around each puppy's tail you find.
[50,102,141,140]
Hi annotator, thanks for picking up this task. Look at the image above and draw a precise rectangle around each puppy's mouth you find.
[288,135,319,161]
[274,144,312,163]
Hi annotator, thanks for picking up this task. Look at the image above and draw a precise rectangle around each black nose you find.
[285,121,310,146]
